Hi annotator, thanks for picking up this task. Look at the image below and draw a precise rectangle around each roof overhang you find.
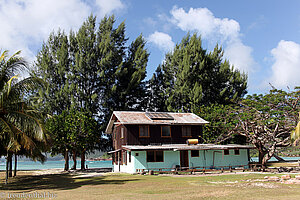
[113,122,208,125]
[107,149,121,154]
[105,113,116,134]
[121,144,255,151]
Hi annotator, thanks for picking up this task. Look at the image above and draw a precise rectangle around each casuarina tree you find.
[34,15,149,168]
[148,33,247,112]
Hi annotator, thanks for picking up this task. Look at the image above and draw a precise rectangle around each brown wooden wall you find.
[113,124,128,150]
[113,124,203,149]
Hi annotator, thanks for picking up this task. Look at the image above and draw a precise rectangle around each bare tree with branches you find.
[228,89,300,166]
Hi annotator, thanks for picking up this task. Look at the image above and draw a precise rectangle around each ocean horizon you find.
[0,160,112,170]
[1,157,300,171]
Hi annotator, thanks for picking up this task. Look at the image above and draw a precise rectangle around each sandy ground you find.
[14,162,300,179]
[28,168,112,178]
[32,168,66,175]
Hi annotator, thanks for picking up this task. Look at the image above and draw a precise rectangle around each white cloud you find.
[0,0,125,64]
[170,7,240,40]
[224,40,256,73]
[95,0,125,16]
[169,6,255,73]
[148,31,175,53]
[268,40,300,88]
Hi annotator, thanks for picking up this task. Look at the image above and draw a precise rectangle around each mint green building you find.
[106,111,254,173]
[112,144,253,173]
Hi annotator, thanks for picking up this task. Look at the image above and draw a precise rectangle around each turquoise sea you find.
[0,160,112,170]
[1,157,300,170]
[250,157,300,162]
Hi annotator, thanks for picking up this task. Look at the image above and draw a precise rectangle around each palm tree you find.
[0,50,49,184]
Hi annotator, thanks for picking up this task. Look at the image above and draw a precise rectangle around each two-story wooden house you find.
[106,111,254,173]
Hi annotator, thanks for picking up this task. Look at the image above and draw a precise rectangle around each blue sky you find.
[1,0,300,94]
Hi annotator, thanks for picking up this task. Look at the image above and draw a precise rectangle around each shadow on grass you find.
[0,173,140,191]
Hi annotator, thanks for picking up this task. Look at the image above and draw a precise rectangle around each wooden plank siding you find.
[113,124,128,150]
[113,124,203,148]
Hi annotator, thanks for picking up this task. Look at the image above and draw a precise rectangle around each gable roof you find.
[105,111,209,134]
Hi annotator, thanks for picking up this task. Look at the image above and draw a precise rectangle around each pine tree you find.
[111,34,149,111]
[72,15,100,114]
[148,33,248,112]
[34,15,149,166]
[147,65,168,111]
[35,30,72,115]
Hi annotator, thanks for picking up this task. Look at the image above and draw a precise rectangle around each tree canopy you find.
[195,104,245,144]
[34,15,149,170]
[27,14,300,169]
[0,50,49,183]
[227,89,300,166]
[148,33,248,112]
[46,109,100,170]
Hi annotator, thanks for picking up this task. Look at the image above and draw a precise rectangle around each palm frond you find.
[0,50,8,63]
[0,50,27,88]
[20,132,36,150]
[0,50,49,160]
[6,111,45,141]
[0,117,13,134]
[6,76,18,96]
[12,76,45,95]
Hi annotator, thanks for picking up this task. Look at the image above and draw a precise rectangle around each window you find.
[182,126,192,137]
[161,126,171,137]
[156,151,164,162]
[139,125,149,137]
[147,151,164,162]
[234,149,240,155]
[191,150,199,157]
[129,151,131,163]
[224,149,229,155]
[147,151,154,162]
[135,153,139,156]
[120,127,124,138]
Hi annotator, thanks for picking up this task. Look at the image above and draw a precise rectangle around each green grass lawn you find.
[1,172,300,200]
[267,162,299,167]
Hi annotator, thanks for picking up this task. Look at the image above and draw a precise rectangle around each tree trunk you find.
[258,151,268,171]
[262,157,267,168]
[258,151,264,165]
[5,152,9,184]
[8,153,12,177]
[81,150,85,170]
[71,150,77,170]
[261,151,271,169]
[64,149,69,171]
[14,154,17,177]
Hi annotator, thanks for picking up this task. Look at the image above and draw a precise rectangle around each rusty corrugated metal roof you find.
[114,111,208,124]
[105,111,209,134]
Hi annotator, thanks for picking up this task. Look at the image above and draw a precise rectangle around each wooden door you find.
[180,150,189,169]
